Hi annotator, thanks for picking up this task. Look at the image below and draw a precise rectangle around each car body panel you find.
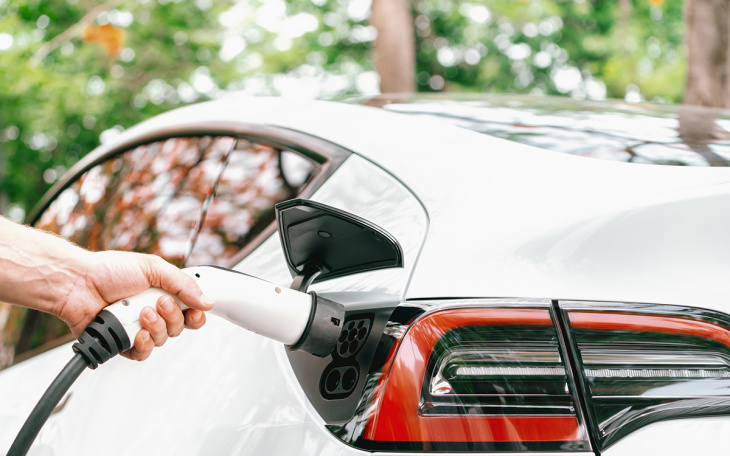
[602,417,730,456]
[0,345,73,452]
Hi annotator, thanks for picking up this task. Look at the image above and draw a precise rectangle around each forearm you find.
[0,216,87,316]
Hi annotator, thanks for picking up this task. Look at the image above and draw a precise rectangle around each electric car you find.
[2,94,730,456]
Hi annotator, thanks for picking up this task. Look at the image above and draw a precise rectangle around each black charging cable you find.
[8,310,132,456]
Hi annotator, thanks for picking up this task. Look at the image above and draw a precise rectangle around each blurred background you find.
[0,0,726,219]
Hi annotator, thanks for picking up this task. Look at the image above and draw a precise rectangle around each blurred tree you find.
[410,0,685,102]
[0,0,705,219]
[684,0,729,107]
[0,0,376,218]
[0,1,237,217]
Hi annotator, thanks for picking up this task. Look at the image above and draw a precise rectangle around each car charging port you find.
[321,364,360,398]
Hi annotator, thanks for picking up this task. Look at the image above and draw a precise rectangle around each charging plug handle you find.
[100,266,345,358]
[72,309,131,369]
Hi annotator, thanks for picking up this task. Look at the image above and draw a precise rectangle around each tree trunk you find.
[684,0,730,107]
[370,0,416,94]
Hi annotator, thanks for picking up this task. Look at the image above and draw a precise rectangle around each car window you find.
[37,136,236,264]
[186,140,314,265]
[0,135,317,368]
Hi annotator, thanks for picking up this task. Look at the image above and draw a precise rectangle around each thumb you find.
[141,255,215,311]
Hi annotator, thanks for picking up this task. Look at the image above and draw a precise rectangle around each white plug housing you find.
[105,266,314,348]
[184,266,313,345]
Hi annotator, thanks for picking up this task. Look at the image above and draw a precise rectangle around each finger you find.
[122,330,153,361]
[142,256,215,312]
[140,305,168,347]
[157,295,184,337]
[184,309,206,330]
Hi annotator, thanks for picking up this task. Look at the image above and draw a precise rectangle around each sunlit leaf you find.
[82,24,125,58]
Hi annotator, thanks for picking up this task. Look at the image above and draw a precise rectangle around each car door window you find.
[36,136,236,265]
[186,140,314,265]
[1,135,317,368]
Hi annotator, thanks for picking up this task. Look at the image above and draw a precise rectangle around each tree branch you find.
[30,0,124,67]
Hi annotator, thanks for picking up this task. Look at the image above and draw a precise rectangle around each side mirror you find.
[275,199,404,291]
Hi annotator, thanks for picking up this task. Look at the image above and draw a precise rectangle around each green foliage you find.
[0,0,688,218]
[414,0,685,101]
[1,1,238,218]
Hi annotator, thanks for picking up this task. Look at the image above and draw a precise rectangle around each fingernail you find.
[160,297,175,313]
[192,312,203,323]
[139,331,150,343]
[144,307,157,322]
[201,294,215,308]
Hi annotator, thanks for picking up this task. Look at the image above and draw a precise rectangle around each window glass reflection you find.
[0,136,235,369]
[36,136,235,265]
[186,142,315,265]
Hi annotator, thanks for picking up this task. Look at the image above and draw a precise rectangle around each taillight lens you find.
[361,305,590,452]
[563,302,730,450]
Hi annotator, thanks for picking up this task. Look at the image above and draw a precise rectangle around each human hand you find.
[56,250,215,361]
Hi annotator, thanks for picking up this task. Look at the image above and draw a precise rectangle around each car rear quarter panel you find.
[0,152,427,455]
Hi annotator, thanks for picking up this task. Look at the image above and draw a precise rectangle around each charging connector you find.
[287,293,344,357]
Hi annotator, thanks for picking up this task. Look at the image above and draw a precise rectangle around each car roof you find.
[362,93,730,167]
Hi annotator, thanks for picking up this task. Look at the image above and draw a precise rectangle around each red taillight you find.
[326,301,730,452]
[563,302,730,450]
[362,306,590,451]
[569,311,730,345]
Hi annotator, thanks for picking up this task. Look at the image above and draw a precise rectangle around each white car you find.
[2,95,730,456]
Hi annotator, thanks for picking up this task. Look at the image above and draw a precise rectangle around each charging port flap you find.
[275,199,404,291]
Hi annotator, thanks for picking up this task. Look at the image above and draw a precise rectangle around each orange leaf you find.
[83,24,125,58]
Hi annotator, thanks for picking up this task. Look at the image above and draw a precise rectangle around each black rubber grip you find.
[72,309,131,369]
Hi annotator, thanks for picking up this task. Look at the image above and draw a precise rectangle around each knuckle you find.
[151,323,167,346]
[166,317,184,337]
[153,313,167,328]
[157,296,177,315]
[142,255,167,285]
[184,310,202,329]
[145,253,164,266]
[131,348,148,361]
